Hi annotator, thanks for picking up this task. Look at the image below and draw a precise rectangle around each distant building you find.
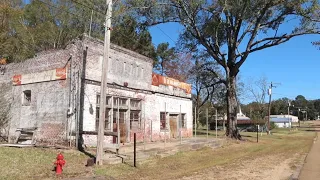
[236,107,251,125]
[270,117,292,128]
[270,115,298,123]
[217,107,252,127]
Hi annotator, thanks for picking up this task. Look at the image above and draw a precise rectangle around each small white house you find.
[270,115,298,123]
[270,117,292,128]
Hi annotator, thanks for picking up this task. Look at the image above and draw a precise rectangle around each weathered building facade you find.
[0,35,193,147]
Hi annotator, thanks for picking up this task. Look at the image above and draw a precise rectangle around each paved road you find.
[299,121,320,180]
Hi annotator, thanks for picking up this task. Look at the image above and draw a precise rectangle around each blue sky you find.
[21,0,319,103]
[149,23,320,103]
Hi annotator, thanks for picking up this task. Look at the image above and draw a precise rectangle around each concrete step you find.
[102,155,125,164]
[18,134,33,140]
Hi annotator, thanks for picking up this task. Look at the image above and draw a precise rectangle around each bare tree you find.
[244,76,268,121]
[127,0,320,139]
[247,76,268,105]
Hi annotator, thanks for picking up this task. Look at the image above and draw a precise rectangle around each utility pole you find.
[267,82,279,134]
[295,107,302,127]
[287,100,290,118]
[96,0,112,165]
[288,100,291,128]
[298,108,300,127]
[89,9,94,37]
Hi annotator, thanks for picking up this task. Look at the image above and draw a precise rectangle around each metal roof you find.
[270,117,291,123]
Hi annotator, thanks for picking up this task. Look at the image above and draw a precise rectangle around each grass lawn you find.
[0,122,316,180]
[0,147,90,180]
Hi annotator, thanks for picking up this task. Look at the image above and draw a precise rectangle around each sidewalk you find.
[102,137,224,164]
[298,121,320,180]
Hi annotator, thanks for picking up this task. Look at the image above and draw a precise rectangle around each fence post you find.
[256,125,259,143]
[194,106,197,140]
[164,102,166,148]
[215,109,218,139]
[134,133,136,167]
[206,108,208,141]
[180,105,182,145]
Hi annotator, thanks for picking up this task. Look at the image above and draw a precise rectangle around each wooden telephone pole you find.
[96,0,112,165]
[267,82,280,134]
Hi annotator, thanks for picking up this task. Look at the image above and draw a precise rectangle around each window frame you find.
[113,97,127,107]
[113,109,126,124]
[130,99,141,110]
[181,113,186,128]
[22,90,31,106]
[96,95,111,107]
[95,107,111,131]
[130,110,141,130]
[160,112,168,130]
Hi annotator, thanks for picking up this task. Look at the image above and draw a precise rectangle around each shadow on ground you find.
[304,129,320,132]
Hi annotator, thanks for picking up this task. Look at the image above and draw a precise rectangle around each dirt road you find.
[179,154,295,180]
[299,121,320,180]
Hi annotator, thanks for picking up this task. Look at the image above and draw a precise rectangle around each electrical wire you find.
[38,0,178,56]
[155,26,177,45]
[70,0,106,16]
[70,0,178,45]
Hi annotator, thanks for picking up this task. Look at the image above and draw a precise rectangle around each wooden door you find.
[169,115,178,138]
[113,110,127,144]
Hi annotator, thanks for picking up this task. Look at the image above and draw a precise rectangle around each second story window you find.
[113,97,127,107]
[22,90,31,106]
[130,99,141,109]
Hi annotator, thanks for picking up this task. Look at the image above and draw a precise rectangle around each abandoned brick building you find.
[0,35,193,148]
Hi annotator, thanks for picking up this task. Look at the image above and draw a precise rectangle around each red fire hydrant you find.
[54,153,66,175]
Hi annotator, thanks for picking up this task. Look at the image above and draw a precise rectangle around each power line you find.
[38,0,89,20]
[48,0,179,46]
[155,26,177,45]
[70,0,106,16]
[39,0,178,58]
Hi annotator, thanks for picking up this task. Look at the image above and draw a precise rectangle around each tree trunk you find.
[225,70,241,139]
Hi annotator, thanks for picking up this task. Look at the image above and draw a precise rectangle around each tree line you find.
[2,0,320,139]
[0,0,176,76]
[242,95,320,121]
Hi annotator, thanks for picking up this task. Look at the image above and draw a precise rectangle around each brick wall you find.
[0,42,81,144]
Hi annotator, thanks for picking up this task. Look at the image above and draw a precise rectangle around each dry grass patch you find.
[0,147,89,180]
[96,125,315,180]
[0,123,315,180]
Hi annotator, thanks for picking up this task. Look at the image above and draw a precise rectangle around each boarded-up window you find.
[160,112,167,130]
[131,64,134,75]
[130,111,140,130]
[141,68,144,78]
[136,65,139,77]
[117,59,122,73]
